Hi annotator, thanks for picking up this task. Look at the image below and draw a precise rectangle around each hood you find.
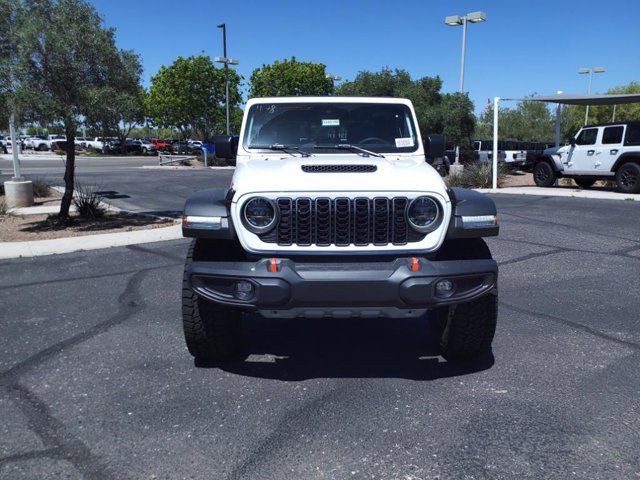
[231,154,447,197]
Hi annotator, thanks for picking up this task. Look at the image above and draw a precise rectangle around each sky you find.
[91,0,640,114]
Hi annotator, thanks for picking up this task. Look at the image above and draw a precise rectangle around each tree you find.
[248,57,333,97]
[12,0,139,221]
[476,96,555,143]
[85,50,146,153]
[336,68,452,138]
[147,55,240,140]
[441,93,475,149]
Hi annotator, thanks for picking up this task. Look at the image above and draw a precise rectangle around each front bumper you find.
[187,257,497,318]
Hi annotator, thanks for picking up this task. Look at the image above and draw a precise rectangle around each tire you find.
[435,291,498,361]
[574,177,596,189]
[37,144,47,151]
[615,162,640,194]
[533,161,556,187]
[182,241,241,361]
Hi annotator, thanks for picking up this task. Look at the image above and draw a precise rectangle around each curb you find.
[476,186,638,201]
[0,223,183,259]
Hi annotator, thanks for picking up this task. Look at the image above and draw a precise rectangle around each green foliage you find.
[10,0,139,220]
[476,97,555,142]
[446,162,507,189]
[84,50,146,148]
[73,183,104,219]
[336,68,474,146]
[248,57,333,97]
[147,55,240,139]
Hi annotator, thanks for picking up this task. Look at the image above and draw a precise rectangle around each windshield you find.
[243,102,419,154]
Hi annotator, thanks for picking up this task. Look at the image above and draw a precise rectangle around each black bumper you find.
[187,256,497,313]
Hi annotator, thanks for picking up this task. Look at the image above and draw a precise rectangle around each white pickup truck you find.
[85,137,116,153]
[29,134,66,151]
[533,121,640,193]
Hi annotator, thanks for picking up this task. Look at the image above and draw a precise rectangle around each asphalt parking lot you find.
[1,188,640,479]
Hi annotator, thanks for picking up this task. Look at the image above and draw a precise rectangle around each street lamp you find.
[578,66,605,125]
[326,74,342,94]
[445,11,486,167]
[444,11,486,92]
[216,23,239,136]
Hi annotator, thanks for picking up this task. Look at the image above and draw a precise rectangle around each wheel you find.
[533,161,556,187]
[37,144,47,151]
[574,177,596,189]
[182,241,241,361]
[432,291,498,361]
[615,162,640,194]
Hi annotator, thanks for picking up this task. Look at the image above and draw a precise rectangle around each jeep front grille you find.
[258,197,426,246]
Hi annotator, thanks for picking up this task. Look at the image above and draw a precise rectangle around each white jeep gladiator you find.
[533,121,640,193]
[181,97,500,362]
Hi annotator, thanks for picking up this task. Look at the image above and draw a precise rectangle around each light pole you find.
[445,11,486,166]
[216,23,239,136]
[326,74,342,94]
[578,66,605,125]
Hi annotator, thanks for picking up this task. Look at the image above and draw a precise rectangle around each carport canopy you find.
[505,93,640,105]
[489,93,640,190]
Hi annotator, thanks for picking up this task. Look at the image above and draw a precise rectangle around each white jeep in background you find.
[533,121,640,193]
[181,97,501,364]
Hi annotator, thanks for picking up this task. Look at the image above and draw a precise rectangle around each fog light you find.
[234,281,254,301]
[435,279,455,297]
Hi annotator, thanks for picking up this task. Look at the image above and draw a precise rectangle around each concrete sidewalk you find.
[0,223,183,259]
[477,186,639,201]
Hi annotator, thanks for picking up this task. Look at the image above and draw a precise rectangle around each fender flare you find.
[445,188,499,239]
[182,188,236,239]
[611,152,640,172]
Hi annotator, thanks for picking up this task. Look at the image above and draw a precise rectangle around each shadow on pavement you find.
[197,314,494,381]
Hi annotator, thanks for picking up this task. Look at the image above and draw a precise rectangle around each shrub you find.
[31,178,51,197]
[73,183,105,219]
[0,198,8,216]
[446,162,507,189]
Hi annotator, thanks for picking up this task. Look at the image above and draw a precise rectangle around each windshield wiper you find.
[248,144,310,157]
[313,144,385,158]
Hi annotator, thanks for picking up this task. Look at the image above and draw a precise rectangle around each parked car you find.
[0,135,8,154]
[151,139,173,152]
[533,121,640,193]
[28,134,66,151]
[472,140,506,164]
[86,137,116,152]
[181,96,500,363]
[74,137,91,149]
[132,139,157,154]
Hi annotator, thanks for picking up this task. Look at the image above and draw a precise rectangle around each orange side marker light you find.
[269,258,280,272]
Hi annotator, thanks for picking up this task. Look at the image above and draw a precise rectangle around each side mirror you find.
[210,135,238,160]
[424,134,445,162]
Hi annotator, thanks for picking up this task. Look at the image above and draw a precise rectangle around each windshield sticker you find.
[395,137,414,148]
[321,119,340,127]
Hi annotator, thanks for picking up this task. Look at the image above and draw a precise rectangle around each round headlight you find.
[242,197,278,233]
[406,196,440,233]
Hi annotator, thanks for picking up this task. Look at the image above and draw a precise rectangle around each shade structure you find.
[505,93,640,106]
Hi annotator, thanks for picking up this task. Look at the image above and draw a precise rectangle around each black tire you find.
[533,161,556,187]
[436,292,498,361]
[615,162,640,194]
[182,241,242,361]
[574,177,596,189]
[37,144,47,151]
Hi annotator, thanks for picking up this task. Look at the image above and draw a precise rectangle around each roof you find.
[583,121,640,128]
[505,93,640,106]
[245,96,413,106]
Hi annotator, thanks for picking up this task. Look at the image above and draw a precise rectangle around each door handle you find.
[610,149,619,155]
[587,150,595,156]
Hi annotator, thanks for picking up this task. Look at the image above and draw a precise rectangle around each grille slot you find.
[258,197,428,247]
[301,164,377,173]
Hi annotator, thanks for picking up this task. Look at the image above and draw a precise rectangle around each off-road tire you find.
[533,161,556,187]
[615,162,640,194]
[438,292,498,361]
[182,241,241,361]
[574,177,596,189]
